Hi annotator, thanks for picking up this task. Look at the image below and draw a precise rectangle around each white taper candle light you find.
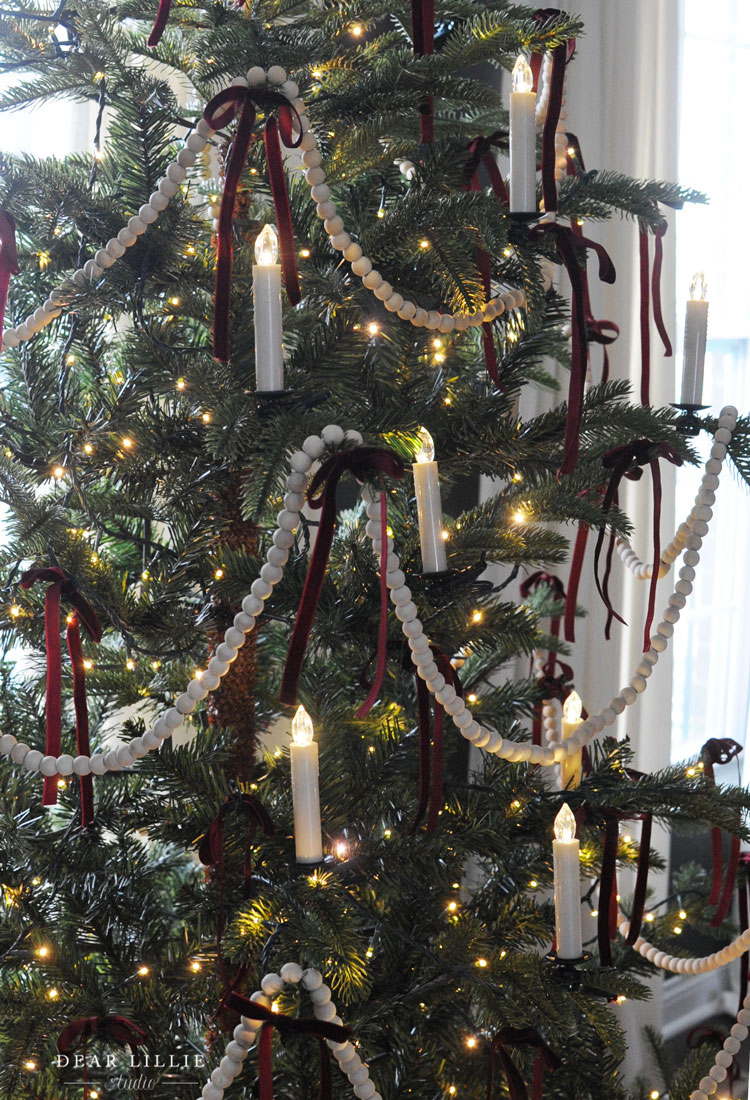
[509,55,537,214]
[553,802,583,959]
[253,224,284,393]
[559,690,583,790]
[413,427,448,574]
[289,705,323,863]
[681,272,709,406]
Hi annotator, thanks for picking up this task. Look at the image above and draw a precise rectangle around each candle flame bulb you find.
[690,271,707,302]
[563,689,582,724]
[415,426,435,463]
[554,802,577,843]
[255,224,279,265]
[512,55,533,94]
[291,704,314,746]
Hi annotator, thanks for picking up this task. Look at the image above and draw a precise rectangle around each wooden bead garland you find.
[3,64,535,351]
[0,408,736,782]
[196,963,381,1100]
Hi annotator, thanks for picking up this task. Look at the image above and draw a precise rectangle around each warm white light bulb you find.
[689,271,707,302]
[255,224,279,265]
[291,704,314,746]
[512,55,534,94]
[554,802,576,843]
[415,426,435,463]
[563,689,582,723]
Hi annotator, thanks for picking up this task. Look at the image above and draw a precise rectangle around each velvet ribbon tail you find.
[0,212,18,346]
[564,524,589,642]
[263,114,302,306]
[643,459,662,652]
[411,0,435,142]
[639,227,650,405]
[356,493,389,717]
[701,738,744,909]
[738,855,750,1014]
[147,0,172,46]
[598,813,620,965]
[42,581,63,806]
[209,91,258,362]
[651,221,672,357]
[540,44,567,213]
[411,674,432,832]
[712,831,741,927]
[66,616,94,826]
[624,812,653,946]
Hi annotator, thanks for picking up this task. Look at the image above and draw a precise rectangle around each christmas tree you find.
[0,3,748,1100]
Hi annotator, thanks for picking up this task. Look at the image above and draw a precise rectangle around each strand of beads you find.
[0,409,736,783]
[532,649,559,745]
[617,915,750,976]
[197,963,381,1100]
[616,473,716,580]
[0,424,358,780]
[687,1001,750,1100]
[360,408,737,768]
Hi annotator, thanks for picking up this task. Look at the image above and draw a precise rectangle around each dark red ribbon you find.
[564,523,588,643]
[356,493,390,718]
[465,133,510,385]
[147,0,171,46]
[280,447,405,707]
[520,573,569,746]
[638,221,673,406]
[411,0,435,143]
[593,441,682,649]
[203,87,302,363]
[526,222,615,476]
[412,653,461,833]
[700,738,743,925]
[530,10,575,214]
[597,812,620,965]
[198,792,274,984]
[58,1016,147,1100]
[0,212,19,347]
[488,1028,561,1100]
[20,567,102,816]
[225,993,350,1100]
[738,853,750,1013]
[624,811,652,947]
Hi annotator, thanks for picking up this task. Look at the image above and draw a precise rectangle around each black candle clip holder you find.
[671,402,709,437]
[545,950,619,1002]
[251,389,331,418]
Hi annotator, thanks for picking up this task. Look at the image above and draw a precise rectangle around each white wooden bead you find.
[631,675,647,693]
[95,249,115,269]
[374,281,393,301]
[83,259,102,279]
[362,270,383,290]
[309,984,331,1004]
[738,1009,750,1026]
[176,693,196,714]
[324,215,344,235]
[620,686,637,705]
[332,232,351,251]
[276,510,297,531]
[302,968,324,990]
[709,1066,727,1083]
[267,65,287,84]
[216,642,238,664]
[246,66,266,85]
[663,607,680,624]
[316,201,336,220]
[322,424,345,445]
[730,1023,748,1041]
[207,656,230,678]
[55,753,74,775]
[10,743,29,764]
[188,678,208,700]
[343,243,362,262]
[345,429,363,445]
[656,621,674,638]
[306,167,326,186]
[89,754,107,775]
[127,217,146,236]
[115,746,134,767]
[280,961,304,982]
[698,1079,717,1095]
[715,1051,733,1068]
[118,226,137,245]
[25,750,43,772]
[267,546,289,568]
[609,695,626,714]
[351,257,372,277]
[398,301,417,320]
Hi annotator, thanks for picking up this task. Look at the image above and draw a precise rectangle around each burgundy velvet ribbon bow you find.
[411,0,435,143]
[20,566,102,819]
[202,86,302,363]
[0,211,19,347]
[224,993,351,1100]
[638,220,673,406]
[412,652,461,833]
[526,222,615,476]
[488,1028,562,1100]
[530,10,576,214]
[594,440,683,651]
[58,1016,147,1099]
[465,133,510,385]
[280,447,406,707]
[701,737,743,926]
[198,792,274,983]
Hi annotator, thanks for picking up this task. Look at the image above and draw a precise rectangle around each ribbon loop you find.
[489,1027,562,1100]
[280,448,405,707]
[202,86,303,363]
